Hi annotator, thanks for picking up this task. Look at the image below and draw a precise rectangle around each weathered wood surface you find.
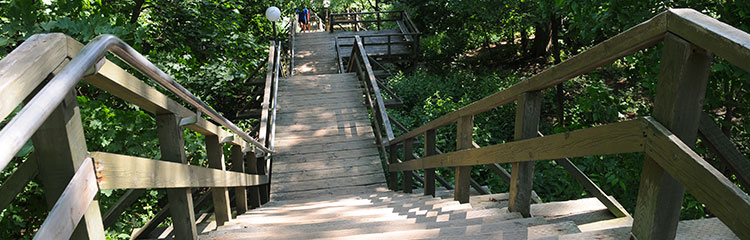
[389,11,668,145]
[402,138,414,193]
[424,130,437,197]
[643,117,750,239]
[454,116,474,204]
[0,33,69,121]
[156,113,198,239]
[632,33,712,240]
[698,112,750,188]
[667,8,750,72]
[207,135,232,226]
[258,41,275,145]
[272,60,384,200]
[231,145,249,215]
[509,91,542,218]
[91,152,270,189]
[32,91,104,239]
[33,158,98,240]
[84,59,242,145]
[389,119,646,172]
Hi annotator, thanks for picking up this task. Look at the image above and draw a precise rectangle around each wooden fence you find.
[383,8,749,240]
[0,31,284,238]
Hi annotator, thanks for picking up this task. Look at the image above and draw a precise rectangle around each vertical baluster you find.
[245,149,262,208]
[402,138,414,193]
[32,90,105,239]
[155,113,198,239]
[231,145,248,215]
[508,91,542,217]
[454,115,473,203]
[388,144,399,191]
[206,135,232,226]
[632,33,712,240]
[424,129,437,197]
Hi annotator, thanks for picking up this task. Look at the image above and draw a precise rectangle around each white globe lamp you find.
[265,6,281,22]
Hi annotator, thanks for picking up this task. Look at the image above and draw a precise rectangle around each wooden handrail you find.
[388,11,668,146]
[0,34,278,238]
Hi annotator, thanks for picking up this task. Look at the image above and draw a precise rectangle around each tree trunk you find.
[130,0,146,24]
[531,20,552,58]
[551,15,564,126]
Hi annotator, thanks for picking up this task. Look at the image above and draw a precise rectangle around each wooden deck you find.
[272,30,386,201]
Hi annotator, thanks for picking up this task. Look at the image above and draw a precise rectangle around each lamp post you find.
[323,0,330,31]
[265,6,281,43]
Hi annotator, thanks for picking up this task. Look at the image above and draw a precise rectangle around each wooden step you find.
[273,163,382,183]
[274,133,375,149]
[270,183,387,201]
[273,148,380,165]
[274,126,376,141]
[276,107,367,119]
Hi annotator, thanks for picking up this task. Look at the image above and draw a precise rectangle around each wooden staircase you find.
[271,31,386,202]
[197,28,741,240]
[203,188,736,239]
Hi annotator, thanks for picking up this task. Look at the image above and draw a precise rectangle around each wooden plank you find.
[0,33,68,121]
[454,115,473,204]
[102,189,145,228]
[273,163,382,183]
[698,112,750,188]
[245,152,262,209]
[424,130,437,197]
[207,135,231,226]
[667,8,750,72]
[155,113,197,239]
[0,155,38,212]
[231,145,248,215]
[258,42,275,145]
[33,158,98,240]
[388,119,646,171]
[272,173,384,193]
[402,137,414,193]
[32,91,104,239]
[388,11,667,145]
[643,117,750,239]
[388,144,399,191]
[509,91,542,217]
[84,60,239,141]
[275,140,375,156]
[632,33,712,240]
[274,119,372,132]
[91,152,269,189]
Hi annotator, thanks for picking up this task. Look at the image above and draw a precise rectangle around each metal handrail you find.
[268,41,281,151]
[0,34,272,171]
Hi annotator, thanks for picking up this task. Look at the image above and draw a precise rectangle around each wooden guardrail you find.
[386,8,750,240]
[330,10,419,34]
[0,33,283,239]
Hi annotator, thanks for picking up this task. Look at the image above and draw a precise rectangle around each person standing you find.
[302,7,310,32]
[297,9,306,32]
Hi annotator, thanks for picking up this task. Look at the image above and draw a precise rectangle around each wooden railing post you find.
[454,115,474,203]
[388,144,399,191]
[155,113,198,239]
[424,129,437,197]
[632,33,712,240]
[231,145,248,215]
[206,135,232,226]
[402,138,414,193]
[31,90,105,239]
[508,91,542,217]
[245,149,262,208]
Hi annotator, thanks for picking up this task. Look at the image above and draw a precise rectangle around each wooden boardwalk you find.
[271,31,386,201]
